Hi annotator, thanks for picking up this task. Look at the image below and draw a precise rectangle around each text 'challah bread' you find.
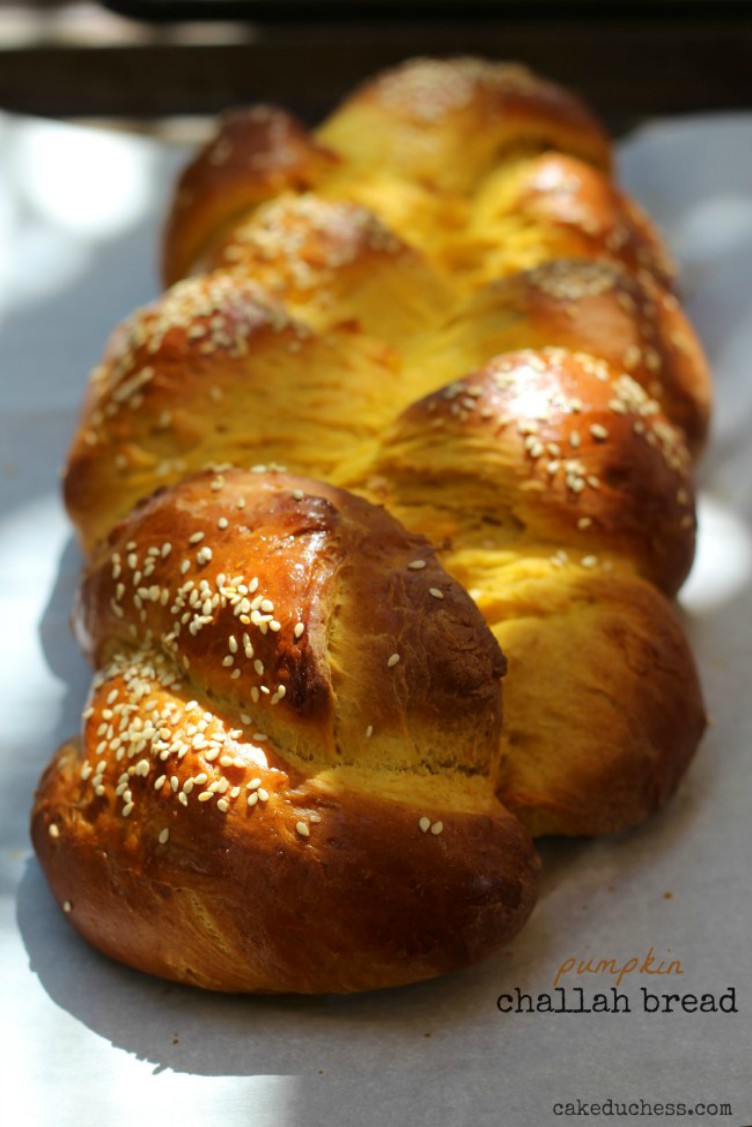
[35,56,711,992]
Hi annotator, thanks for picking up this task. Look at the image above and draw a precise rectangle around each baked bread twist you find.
[33,471,539,992]
[34,56,710,991]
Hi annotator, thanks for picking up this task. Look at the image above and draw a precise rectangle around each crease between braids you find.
[33,57,710,993]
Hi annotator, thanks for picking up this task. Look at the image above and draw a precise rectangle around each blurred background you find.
[1,1,751,385]
[1,1,752,142]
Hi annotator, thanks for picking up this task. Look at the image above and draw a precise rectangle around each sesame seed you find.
[429,588,444,599]
[216,799,230,813]
[63,900,72,913]
[387,653,400,668]
[197,791,213,803]
[430,821,444,835]
[189,532,205,545]
[247,792,259,807]
[408,560,427,570]
[293,622,305,639]
[48,824,60,839]
[365,725,374,738]
[419,817,431,833]
[122,802,134,817]
[296,821,310,838]
[590,423,609,441]
[257,788,269,802]
[158,828,170,844]
[310,812,322,824]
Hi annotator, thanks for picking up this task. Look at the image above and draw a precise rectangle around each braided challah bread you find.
[34,56,710,991]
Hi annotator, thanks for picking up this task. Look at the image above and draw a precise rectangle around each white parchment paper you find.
[1,112,750,1127]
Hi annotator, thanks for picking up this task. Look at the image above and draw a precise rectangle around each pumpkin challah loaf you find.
[34,56,710,992]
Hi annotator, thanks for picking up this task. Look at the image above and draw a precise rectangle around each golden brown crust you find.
[63,272,408,553]
[76,469,507,772]
[355,347,696,598]
[202,194,455,338]
[318,57,612,190]
[489,565,706,837]
[467,152,676,291]
[64,251,709,555]
[32,735,539,994]
[162,59,613,289]
[430,260,711,454]
[33,470,540,993]
[339,347,706,837]
[162,107,340,287]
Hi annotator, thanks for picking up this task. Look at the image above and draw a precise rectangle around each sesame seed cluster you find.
[211,194,406,294]
[369,346,696,597]
[79,647,277,831]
